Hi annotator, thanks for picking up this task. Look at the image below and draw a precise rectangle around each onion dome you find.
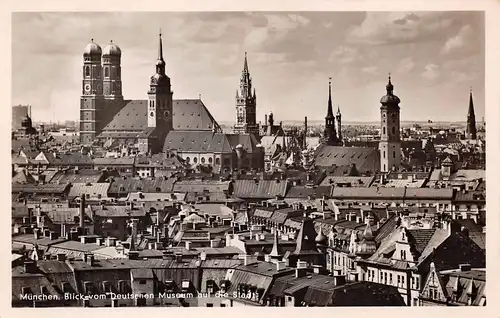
[102,40,121,57]
[380,75,401,105]
[315,230,327,244]
[83,39,102,56]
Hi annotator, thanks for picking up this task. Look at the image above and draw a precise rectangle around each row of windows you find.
[84,66,121,78]
[382,127,397,135]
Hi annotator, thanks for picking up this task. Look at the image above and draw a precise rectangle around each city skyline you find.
[12,11,484,124]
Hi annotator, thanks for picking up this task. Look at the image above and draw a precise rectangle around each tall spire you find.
[155,29,166,74]
[467,87,477,139]
[270,226,280,258]
[243,51,249,73]
[326,77,334,118]
[336,104,341,117]
[468,87,476,118]
[158,29,164,61]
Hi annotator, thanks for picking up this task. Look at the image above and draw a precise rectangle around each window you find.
[384,164,386,171]
[208,157,213,164]
[139,280,146,285]
[85,66,90,77]
[206,303,214,307]
[193,157,198,164]
[383,127,386,135]
[383,151,386,159]
[104,67,109,78]
[392,127,396,134]
[401,250,406,260]
[201,157,205,164]
[215,158,220,165]
[397,275,401,286]
[393,151,396,159]
[415,277,420,290]
[186,157,190,163]
[389,273,393,284]
[220,304,226,307]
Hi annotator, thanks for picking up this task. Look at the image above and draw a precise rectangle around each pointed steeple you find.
[468,87,476,118]
[467,87,477,139]
[336,104,341,117]
[269,227,280,258]
[155,29,166,73]
[243,51,249,74]
[326,77,334,118]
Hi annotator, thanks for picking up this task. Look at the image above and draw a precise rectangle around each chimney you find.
[56,253,66,262]
[243,254,258,266]
[95,237,102,246]
[86,253,95,266]
[79,194,85,229]
[459,264,471,272]
[200,251,207,261]
[105,237,116,247]
[295,261,308,278]
[33,228,41,240]
[313,265,322,274]
[276,260,287,271]
[185,241,192,250]
[23,260,37,274]
[175,253,183,263]
[333,272,346,286]
[49,231,59,240]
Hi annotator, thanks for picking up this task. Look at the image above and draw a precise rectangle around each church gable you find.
[421,262,448,303]
[172,99,220,131]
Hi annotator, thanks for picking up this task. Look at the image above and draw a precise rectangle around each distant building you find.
[12,105,30,131]
[322,78,342,146]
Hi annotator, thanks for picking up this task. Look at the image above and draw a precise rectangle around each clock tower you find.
[233,52,259,136]
[147,31,173,133]
[379,75,402,173]
[102,40,123,100]
[80,39,104,145]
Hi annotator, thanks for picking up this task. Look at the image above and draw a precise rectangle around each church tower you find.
[379,75,402,173]
[466,88,477,140]
[80,39,104,145]
[336,105,342,144]
[102,40,123,100]
[147,31,173,131]
[323,78,339,145]
[234,52,259,135]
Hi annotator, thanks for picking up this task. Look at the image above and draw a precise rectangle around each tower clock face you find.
[150,112,155,117]
[84,84,91,92]
[164,110,171,119]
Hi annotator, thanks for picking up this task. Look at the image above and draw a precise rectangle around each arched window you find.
[215,158,220,165]
[383,127,386,135]
[104,67,109,78]
[393,151,396,158]
[193,157,198,164]
[392,127,396,135]
[208,157,213,164]
[383,151,385,159]
[201,157,205,164]
[186,157,190,163]
[85,66,90,77]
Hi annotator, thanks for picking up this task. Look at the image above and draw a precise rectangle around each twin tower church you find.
[79,32,476,173]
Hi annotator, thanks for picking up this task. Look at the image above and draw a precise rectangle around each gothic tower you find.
[336,105,342,144]
[323,78,339,145]
[147,31,173,132]
[466,88,477,140]
[80,39,104,145]
[379,75,402,173]
[102,40,123,100]
[234,52,259,135]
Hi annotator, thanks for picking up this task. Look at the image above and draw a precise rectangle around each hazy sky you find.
[12,11,484,123]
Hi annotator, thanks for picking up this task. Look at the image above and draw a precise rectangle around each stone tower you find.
[102,40,123,100]
[147,31,173,131]
[379,75,401,173]
[234,52,259,135]
[80,39,104,145]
